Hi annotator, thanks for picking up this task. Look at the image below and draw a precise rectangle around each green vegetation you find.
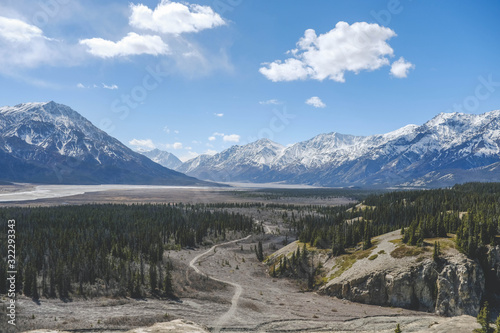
[0,203,254,299]
[390,245,426,259]
[293,183,500,261]
[368,254,378,261]
[476,301,493,333]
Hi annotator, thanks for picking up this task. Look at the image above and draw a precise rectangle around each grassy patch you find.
[389,239,402,245]
[368,254,378,261]
[327,248,373,281]
[378,250,386,254]
[390,245,427,259]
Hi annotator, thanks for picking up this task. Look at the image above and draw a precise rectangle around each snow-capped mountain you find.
[177,138,285,182]
[140,149,182,170]
[0,101,209,185]
[179,110,500,187]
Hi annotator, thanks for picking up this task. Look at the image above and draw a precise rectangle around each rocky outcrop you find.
[488,245,500,294]
[321,255,485,316]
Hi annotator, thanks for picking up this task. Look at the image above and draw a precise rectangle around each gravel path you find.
[189,235,251,333]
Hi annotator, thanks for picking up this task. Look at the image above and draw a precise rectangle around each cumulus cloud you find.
[214,113,224,117]
[129,0,226,35]
[77,83,85,88]
[223,134,240,143]
[208,136,216,141]
[80,32,169,58]
[260,21,398,82]
[390,57,415,78]
[306,96,326,108]
[129,138,156,150]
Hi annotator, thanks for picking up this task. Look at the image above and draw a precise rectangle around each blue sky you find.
[1,0,500,161]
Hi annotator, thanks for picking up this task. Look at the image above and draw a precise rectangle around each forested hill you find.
[295,182,500,259]
[0,204,255,299]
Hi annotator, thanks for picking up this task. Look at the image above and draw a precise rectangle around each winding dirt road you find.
[189,235,251,333]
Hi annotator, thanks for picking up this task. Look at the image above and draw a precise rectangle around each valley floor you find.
[0,185,482,332]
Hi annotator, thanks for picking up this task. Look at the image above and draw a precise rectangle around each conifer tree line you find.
[0,203,254,299]
[291,183,500,258]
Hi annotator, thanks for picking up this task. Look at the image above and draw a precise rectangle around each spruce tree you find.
[395,323,402,333]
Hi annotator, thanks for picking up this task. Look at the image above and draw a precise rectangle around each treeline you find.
[0,203,254,299]
[293,182,500,258]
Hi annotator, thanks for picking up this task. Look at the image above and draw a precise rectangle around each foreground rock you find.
[320,231,486,316]
[22,315,479,333]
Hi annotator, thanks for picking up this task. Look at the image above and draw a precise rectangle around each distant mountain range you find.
[3,101,500,188]
[0,102,211,186]
[140,149,183,170]
[168,110,500,188]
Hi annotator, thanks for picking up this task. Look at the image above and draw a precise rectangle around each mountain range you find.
[0,102,209,186]
[164,110,500,188]
[2,101,500,188]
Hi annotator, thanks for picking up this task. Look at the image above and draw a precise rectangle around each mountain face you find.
[0,102,209,185]
[140,149,183,170]
[177,138,285,182]
[179,110,500,187]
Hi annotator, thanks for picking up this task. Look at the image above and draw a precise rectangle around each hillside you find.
[0,102,210,186]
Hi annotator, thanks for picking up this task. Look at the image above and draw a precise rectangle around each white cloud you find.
[129,0,226,35]
[260,21,398,82]
[0,16,44,43]
[390,57,415,78]
[306,96,326,108]
[163,126,170,134]
[0,16,75,69]
[165,142,183,149]
[129,138,156,150]
[259,99,282,105]
[80,32,169,58]
[102,83,118,90]
[214,113,224,117]
[77,83,85,88]
[223,134,240,143]
[208,136,216,141]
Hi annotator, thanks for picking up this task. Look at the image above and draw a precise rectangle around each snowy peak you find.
[0,102,208,185]
[179,109,500,187]
[140,149,182,170]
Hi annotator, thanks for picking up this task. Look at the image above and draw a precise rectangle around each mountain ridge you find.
[0,101,213,186]
[179,109,500,187]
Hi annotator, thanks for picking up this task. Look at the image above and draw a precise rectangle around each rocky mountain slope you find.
[0,102,208,185]
[179,110,500,187]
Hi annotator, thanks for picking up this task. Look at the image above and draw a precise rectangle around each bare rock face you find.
[322,255,485,316]
[488,246,500,285]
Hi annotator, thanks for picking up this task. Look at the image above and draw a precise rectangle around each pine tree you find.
[149,264,157,292]
[164,267,174,297]
[433,241,440,262]
[395,323,402,333]
[256,241,264,261]
[363,224,372,250]
[477,301,492,333]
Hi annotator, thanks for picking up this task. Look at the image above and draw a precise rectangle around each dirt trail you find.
[189,235,251,333]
